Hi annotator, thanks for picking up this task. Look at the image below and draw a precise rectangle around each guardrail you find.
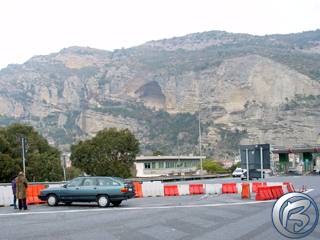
[128,173,231,182]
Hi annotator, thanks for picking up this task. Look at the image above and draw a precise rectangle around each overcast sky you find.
[0,0,319,69]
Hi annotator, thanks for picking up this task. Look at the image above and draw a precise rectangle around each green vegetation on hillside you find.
[94,101,202,154]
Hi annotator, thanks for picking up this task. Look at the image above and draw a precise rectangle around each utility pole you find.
[199,110,203,173]
[260,146,264,180]
[21,136,26,176]
[246,148,249,181]
[62,154,67,181]
[197,81,203,174]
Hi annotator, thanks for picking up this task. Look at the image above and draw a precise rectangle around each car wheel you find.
[47,194,58,207]
[111,200,122,207]
[97,195,110,208]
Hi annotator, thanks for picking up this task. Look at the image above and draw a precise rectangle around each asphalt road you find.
[0,176,319,240]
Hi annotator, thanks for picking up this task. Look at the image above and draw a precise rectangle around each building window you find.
[151,162,156,169]
[144,162,151,169]
[167,161,174,168]
[165,161,170,168]
[158,162,164,169]
[176,161,183,168]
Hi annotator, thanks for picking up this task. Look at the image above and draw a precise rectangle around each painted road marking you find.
[304,189,314,194]
[0,200,276,217]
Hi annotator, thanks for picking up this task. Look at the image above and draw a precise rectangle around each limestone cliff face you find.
[1,30,320,156]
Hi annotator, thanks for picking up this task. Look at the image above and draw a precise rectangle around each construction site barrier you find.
[164,185,179,196]
[0,181,296,205]
[204,184,222,194]
[0,186,13,207]
[255,185,285,201]
[133,182,143,198]
[177,184,190,195]
[236,183,242,193]
[142,181,164,197]
[255,186,273,201]
[270,186,284,199]
[27,185,46,205]
[189,184,204,195]
[252,182,266,193]
[283,182,295,193]
[222,183,238,194]
[241,183,250,199]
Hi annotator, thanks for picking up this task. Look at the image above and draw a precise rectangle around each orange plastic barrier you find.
[252,182,266,193]
[164,185,179,196]
[222,183,238,194]
[26,185,45,205]
[189,184,204,195]
[133,182,143,198]
[256,186,274,201]
[241,183,250,199]
[284,182,295,192]
[270,186,284,199]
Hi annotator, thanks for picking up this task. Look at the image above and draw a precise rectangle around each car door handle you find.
[76,187,79,190]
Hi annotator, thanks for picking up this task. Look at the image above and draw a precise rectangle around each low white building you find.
[134,155,206,177]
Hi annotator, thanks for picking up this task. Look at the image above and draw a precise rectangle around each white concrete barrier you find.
[177,184,190,195]
[0,186,13,207]
[142,181,164,197]
[0,186,5,206]
[204,184,222,194]
[236,183,242,194]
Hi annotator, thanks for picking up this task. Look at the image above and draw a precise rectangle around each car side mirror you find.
[63,184,67,188]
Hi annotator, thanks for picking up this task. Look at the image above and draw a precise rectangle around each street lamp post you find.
[199,110,203,173]
[197,81,203,174]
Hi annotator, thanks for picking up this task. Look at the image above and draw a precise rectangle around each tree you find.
[0,124,63,182]
[71,128,139,178]
[66,166,83,180]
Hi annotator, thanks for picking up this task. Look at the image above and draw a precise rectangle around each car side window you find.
[68,178,83,187]
[97,178,120,186]
[82,178,97,186]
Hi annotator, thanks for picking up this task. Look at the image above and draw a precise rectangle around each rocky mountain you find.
[1,30,320,157]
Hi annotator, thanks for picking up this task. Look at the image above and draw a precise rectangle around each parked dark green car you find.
[39,177,135,207]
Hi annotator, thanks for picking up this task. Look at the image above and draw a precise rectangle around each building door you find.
[279,153,289,173]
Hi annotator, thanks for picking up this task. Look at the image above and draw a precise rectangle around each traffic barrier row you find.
[0,184,47,207]
[0,181,297,206]
[132,181,294,199]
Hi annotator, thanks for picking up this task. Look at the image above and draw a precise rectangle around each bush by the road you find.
[203,160,226,174]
